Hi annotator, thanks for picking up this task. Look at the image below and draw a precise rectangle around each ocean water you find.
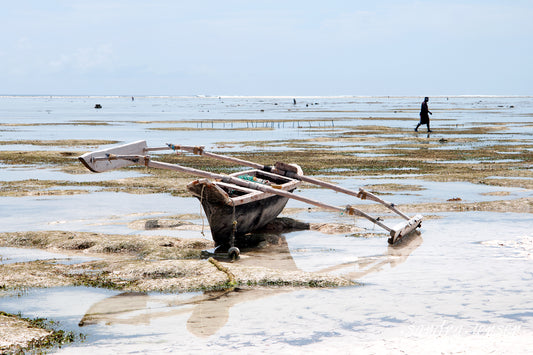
[0,96,532,353]
[1,95,532,150]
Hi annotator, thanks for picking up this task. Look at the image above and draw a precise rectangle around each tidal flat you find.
[0,96,532,354]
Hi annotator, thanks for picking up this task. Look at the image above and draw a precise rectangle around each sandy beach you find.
[0,96,531,354]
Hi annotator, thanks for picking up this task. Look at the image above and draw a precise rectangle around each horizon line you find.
[1,94,532,99]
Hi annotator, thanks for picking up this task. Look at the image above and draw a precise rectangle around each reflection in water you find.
[237,233,300,271]
[318,231,423,279]
[79,288,287,338]
[79,232,422,337]
[186,288,285,337]
[79,292,152,327]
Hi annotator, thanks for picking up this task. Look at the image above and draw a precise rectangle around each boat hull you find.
[198,191,291,248]
[187,169,301,249]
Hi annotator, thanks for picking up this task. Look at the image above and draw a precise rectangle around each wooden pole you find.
[277,165,411,221]
[162,144,267,170]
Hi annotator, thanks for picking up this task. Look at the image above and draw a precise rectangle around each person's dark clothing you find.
[420,101,430,124]
[415,97,432,132]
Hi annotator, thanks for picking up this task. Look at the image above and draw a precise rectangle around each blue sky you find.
[1,1,532,96]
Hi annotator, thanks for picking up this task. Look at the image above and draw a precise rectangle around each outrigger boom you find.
[79,140,422,244]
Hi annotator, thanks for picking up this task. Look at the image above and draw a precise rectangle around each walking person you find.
[415,97,432,132]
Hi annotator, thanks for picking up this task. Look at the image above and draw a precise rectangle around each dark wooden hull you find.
[197,191,291,248]
[187,169,301,249]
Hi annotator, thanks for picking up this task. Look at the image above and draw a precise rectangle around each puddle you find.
[288,177,532,207]
[0,166,149,182]
[0,192,204,236]
[0,246,97,265]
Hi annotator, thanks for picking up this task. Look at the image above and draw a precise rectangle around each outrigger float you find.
[79,140,423,258]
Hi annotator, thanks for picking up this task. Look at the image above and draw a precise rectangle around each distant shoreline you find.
[0,94,532,99]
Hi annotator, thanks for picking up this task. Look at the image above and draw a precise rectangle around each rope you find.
[208,257,236,287]
[167,143,181,156]
[230,201,237,248]
[199,184,206,237]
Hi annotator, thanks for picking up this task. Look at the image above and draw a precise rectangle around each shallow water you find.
[1,95,532,152]
[1,96,532,353]
[0,246,97,265]
[0,192,203,236]
[290,177,532,207]
[1,211,531,353]
[0,165,148,182]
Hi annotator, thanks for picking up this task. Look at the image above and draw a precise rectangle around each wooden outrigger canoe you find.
[79,141,423,257]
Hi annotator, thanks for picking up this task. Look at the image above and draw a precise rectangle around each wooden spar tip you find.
[78,140,149,173]
[78,156,97,172]
[388,214,423,244]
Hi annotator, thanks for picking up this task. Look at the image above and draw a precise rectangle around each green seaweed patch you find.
[0,231,213,261]
[71,270,133,290]
[0,150,82,166]
[0,230,360,293]
[0,180,91,197]
[0,312,85,354]
[244,278,356,288]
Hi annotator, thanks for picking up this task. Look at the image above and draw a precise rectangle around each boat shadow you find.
[78,230,422,337]
[316,230,423,279]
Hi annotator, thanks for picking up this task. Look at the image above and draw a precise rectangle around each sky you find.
[1,1,532,96]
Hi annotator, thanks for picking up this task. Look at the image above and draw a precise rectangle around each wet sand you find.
[0,96,532,353]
